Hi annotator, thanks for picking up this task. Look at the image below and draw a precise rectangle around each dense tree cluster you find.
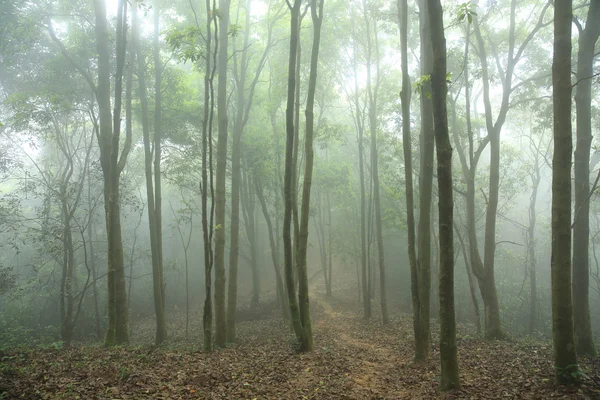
[1,0,599,391]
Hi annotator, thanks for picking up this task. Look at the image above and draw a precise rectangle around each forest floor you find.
[2,286,600,399]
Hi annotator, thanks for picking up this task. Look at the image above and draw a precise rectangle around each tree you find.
[283,0,306,348]
[416,0,434,358]
[132,0,167,345]
[348,33,371,319]
[227,1,283,340]
[214,0,231,348]
[523,130,550,334]
[93,0,132,345]
[397,0,419,357]
[295,0,325,351]
[551,0,578,384]
[45,0,132,345]
[428,0,459,389]
[362,0,388,325]
[572,0,600,357]
[471,0,551,339]
[201,0,218,352]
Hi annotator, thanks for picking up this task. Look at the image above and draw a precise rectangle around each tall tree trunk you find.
[455,223,481,334]
[428,0,459,389]
[227,0,250,343]
[241,171,260,307]
[293,0,325,352]
[201,0,217,352]
[326,190,333,296]
[551,0,578,383]
[255,178,289,320]
[60,194,75,346]
[471,0,550,340]
[94,0,130,346]
[527,156,541,334]
[87,171,101,339]
[153,0,166,341]
[363,0,388,324]
[351,35,371,319]
[293,7,310,278]
[417,0,434,356]
[214,0,231,348]
[572,0,600,357]
[398,0,419,355]
[133,0,167,346]
[283,0,305,344]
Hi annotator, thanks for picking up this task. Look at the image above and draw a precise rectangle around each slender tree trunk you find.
[573,0,600,357]
[60,194,75,346]
[362,0,388,324]
[133,0,167,346]
[241,171,260,307]
[94,0,130,346]
[293,0,325,352]
[292,11,307,274]
[417,0,434,356]
[352,35,371,319]
[87,171,101,339]
[314,199,329,291]
[255,178,289,320]
[527,165,540,334]
[326,191,333,296]
[470,0,551,339]
[429,0,459,389]
[214,0,231,348]
[398,0,419,353]
[170,201,193,340]
[551,0,578,383]
[227,0,250,342]
[283,0,305,344]
[456,224,481,334]
[153,0,166,339]
[201,0,217,352]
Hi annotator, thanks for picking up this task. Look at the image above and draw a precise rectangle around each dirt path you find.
[3,290,599,399]
[313,294,413,399]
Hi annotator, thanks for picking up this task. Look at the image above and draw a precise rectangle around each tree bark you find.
[241,171,260,307]
[93,0,130,346]
[133,0,167,346]
[226,0,250,343]
[255,178,289,320]
[428,0,460,389]
[294,0,325,352]
[214,0,231,348]
[201,0,217,352]
[283,0,305,344]
[351,35,371,320]
[398,0,419,357]
[527,146,541,335]
[362,0,388,325]
[417,0,434,356]
[551,0,578,384]
[572,0,600,357]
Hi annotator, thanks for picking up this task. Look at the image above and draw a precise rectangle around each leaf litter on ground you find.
[1,286,599,399]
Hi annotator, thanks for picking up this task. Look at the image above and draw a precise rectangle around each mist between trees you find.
[0,0,599,396]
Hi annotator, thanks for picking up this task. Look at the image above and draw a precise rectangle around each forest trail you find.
[312,293,413,399]
[2,290,599,399]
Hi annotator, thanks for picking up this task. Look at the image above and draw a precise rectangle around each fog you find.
[0,0,599,396]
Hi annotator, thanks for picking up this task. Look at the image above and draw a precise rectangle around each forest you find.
[1,0,600,398]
